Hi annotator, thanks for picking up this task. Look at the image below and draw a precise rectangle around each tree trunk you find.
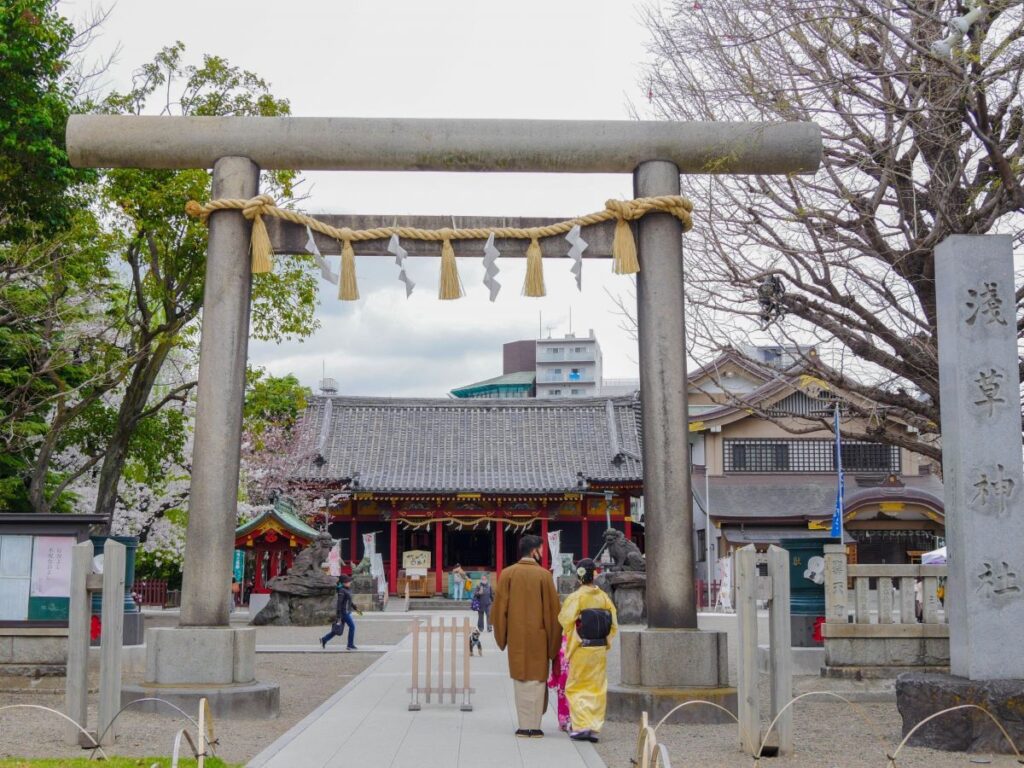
[93,337,177,524]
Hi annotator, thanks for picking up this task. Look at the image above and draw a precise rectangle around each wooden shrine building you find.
[235,499,319,594]
[290,395,644,595]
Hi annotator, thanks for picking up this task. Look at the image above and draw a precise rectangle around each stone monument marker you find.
[935,234,1022,680]
[897,234,1024,753]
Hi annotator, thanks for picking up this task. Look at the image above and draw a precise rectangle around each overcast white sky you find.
[67,0,665,396]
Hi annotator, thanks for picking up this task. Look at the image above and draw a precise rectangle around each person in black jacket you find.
[320,575,362,650]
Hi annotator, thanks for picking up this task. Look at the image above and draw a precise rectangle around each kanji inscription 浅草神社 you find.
[936,234,1024,681]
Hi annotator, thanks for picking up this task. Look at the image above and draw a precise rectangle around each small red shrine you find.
[235,501,319,593]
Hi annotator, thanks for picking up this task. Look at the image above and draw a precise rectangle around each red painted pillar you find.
[268,550,279,580]
[389,517,398,594]
[495,521,504,577]
[434,518,443,594]
[581,498,590,559]
[349,516,357,565]
[625,516,633,543]
[254,550,264,592]
[541,517,550,569]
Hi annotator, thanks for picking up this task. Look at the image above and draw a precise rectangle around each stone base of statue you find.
[123,627,279,719]
[250,570,337,626]
[596,571,647,625]
[557,575,578,596]
[896,672,1024,753]
[607,627,736,725]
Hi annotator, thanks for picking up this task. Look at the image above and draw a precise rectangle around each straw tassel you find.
[338,239,359,300]
[438,238,464,300]
[612,217,640,275]
[249,213,274,274]
[523,237,546,297]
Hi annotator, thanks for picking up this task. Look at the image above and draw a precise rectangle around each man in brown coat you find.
[491,534,562,738]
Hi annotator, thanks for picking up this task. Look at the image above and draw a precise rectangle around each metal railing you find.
[134,578,168,606]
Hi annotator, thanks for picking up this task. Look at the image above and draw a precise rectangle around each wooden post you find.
[98,540,126,746]
[409,619,421,710]
[349,516,357,565]
[767,546,793,756]
[425,616,433,703]
[65,541,93,745]
[437,617,445,703]
[449,618,457,703]
[624,516,632,542]
[461,617,473,711]
[735,544,759,755]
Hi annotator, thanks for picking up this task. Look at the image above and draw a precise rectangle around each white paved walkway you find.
[247,612,603,768]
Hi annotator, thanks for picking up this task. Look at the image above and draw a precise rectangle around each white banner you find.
[547,530,561,582]
[328,543,342,577]
[716,555,733,611]
[362,532,376,558]
[370,552,384,578]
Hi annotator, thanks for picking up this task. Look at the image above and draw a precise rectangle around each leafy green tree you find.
[0,0,88,238]
[87,44,319,522]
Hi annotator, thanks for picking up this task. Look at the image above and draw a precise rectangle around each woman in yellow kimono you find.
[558,558,618,743]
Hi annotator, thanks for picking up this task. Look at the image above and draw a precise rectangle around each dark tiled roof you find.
[695,476,839,520]
[694,473,944,521]
[292,395,643,493]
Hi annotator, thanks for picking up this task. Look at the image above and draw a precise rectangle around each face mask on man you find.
[532,550,542,564]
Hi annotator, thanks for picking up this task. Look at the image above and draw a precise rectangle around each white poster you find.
[716,555,733,611]
[30,536,74,597]
[370,552,384,578]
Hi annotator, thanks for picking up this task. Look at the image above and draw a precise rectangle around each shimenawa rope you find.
[184,194,693,300]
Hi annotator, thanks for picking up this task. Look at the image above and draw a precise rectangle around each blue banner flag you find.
[831,405,844,539]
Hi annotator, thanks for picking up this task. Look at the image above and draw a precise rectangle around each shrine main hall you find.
[289,394,644,594]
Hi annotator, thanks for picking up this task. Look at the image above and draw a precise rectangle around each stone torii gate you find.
[67,115,821,716]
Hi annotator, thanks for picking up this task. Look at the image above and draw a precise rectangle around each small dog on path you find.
[469,628,483,656]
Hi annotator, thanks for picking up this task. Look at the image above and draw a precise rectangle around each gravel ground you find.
[0,615,412,765]
[594,681,1022,768]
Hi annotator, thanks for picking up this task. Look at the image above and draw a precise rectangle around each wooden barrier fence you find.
[408,616,474,712]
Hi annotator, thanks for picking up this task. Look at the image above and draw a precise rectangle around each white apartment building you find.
[535,331,603,398]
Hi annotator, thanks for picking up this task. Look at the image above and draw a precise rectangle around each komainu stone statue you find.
[600,528,646,572]
[252,532,338,626]
[594,528,646,623]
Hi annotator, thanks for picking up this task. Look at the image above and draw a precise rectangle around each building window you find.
[574,346,585,353]
[723,439,901,473]
[548,347,562,354]
[571,388,581,395]
[549,389,562,396]
[697,529,707,561]
[553,368,562,374]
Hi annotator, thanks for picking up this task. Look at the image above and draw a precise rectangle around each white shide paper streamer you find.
[482,233,501,302]
[305,226,338,284]
[388,234,415,298]
[566,224,587,291]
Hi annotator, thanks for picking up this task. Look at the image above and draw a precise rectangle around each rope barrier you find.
[185,194,694,300]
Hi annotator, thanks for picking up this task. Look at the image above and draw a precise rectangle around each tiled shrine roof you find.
[292,395,643,494]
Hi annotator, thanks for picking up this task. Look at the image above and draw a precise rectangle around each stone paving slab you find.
[247,611,602,768]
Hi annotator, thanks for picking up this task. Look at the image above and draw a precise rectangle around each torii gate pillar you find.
[67,114,820,720]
